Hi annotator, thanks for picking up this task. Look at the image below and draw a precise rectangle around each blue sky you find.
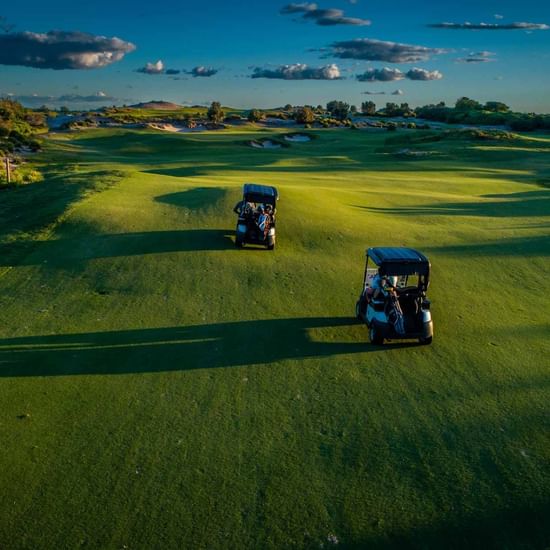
[1,0,549,111]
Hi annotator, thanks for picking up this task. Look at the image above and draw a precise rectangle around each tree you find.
[284,104,293,112]
[484,101,510,113]
[326,100,350,121]
[384,102,399,116]
[207,101,225,124]
[295,106,315,125]
[350,105,357,114]
[247,109,263,123]
[455,97,482,111]
[361,101,376,115]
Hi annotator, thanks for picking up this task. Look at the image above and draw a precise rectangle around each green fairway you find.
[1,127,549,549]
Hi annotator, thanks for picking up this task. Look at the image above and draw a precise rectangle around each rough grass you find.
[0,126,549,549]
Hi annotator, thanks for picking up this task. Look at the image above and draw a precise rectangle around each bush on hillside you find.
[247,109,264,123]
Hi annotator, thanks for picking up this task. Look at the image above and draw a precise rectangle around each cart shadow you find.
[0,317,387,378]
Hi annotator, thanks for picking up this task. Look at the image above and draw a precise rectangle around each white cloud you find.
[137,60,165,74]
[251,63,341,79]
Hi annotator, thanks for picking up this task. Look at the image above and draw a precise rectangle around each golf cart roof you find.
[243,183,279,204]
[367,247,430,276]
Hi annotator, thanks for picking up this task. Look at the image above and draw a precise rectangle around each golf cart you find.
[355,247,433,345]
[234,183,278,250]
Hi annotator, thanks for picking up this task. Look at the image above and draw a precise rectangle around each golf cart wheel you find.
[419,336,433,345]
[355,300,362,320]
[267,243,275,250]
[369,326,384,345]
[235,238,245,248]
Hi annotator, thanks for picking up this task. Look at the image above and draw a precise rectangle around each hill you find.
[128,100,184,110]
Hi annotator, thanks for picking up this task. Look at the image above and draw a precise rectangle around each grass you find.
[0,126,549,549]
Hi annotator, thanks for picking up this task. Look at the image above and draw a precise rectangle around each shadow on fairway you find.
[345,497,550,550]
[426,234,550,257]
[155,187,227,209]
[0,229,236,267]
[352,189,550,219]
[0,169,126,266]
[0,317,383,377]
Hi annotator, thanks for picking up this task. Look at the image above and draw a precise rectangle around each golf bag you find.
[386,293,405,335]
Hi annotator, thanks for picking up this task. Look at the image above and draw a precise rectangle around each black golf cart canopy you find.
[367,247,430,277]
[243,183,279,205]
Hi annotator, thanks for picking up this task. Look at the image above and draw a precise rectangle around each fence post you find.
[4,157,11,184]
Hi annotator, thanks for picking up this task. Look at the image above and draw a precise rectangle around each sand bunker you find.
[148,123,205,133]
[284,134,311,143]
[148,123,182,132]
[249,140,282,149]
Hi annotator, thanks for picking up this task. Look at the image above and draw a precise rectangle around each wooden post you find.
[4,157,10,184]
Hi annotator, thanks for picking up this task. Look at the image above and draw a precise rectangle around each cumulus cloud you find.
[405,67,443,80]
[137,60,165,74]
[391,89,404,95]
[356,66,442,82]
[0,30,135,70]
[251,63,341,80]
[327,38,447,63]
[429,21,549,30]
[187,66,218,77]
[280,3,370,26]
[356,67,404,81]
[136,61,184,75]
[280,2,317,13]
[494,14,504,20]
[455,51,496,63]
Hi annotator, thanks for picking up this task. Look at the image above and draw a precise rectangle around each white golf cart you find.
[355,247,433,345]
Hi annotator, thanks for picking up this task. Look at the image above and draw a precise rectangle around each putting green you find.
[1,127,549,549]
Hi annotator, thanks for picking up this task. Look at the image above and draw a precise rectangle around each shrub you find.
[247,109,264,123]
[207,101,225,124]
[0,167,43,186]
[295,106,315,125]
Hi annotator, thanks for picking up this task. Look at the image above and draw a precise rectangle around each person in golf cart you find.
[370,269,397,300]
[356,247,433,345]
[233,199,256,218]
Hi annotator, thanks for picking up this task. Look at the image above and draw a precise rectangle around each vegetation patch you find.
[0,99,45,155]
